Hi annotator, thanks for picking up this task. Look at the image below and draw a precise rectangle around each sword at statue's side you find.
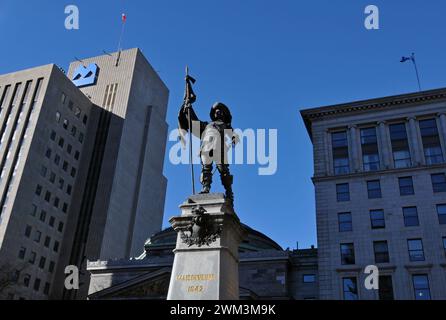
[184,66,197,195]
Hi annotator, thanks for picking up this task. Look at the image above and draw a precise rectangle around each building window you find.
[398,177,414,196]
[40,165,47,178]
[33,278,41,292]
[78,133,84,144]
[54,154,60,165]
[53,241,59,253]
[370,209,385,229]
[389,123,411,168]
[67,144,72,154]
[340,243,355,265]
[58,222,64,233]
[38,256,46,269]
[74,107,81,118]
[437,204,446,224]
[67,184,72,195]
[34,230,41,243]
[408,239,425,261]
[23,274,31,287]
[40,210,47,222]
[336,183,350,201]
[412,275,431,300]
[63,119,69,130]
[361,127,380,171]
[30,204,37,217]
[403,207,419,227]
[49,216,55,227]
[367,180,381,199]
[44,282,50,295]
[71,167,76,178]
[338,212,353,232]
[332,131,350,175]
[50,130,56,141]
[35,185,42,196]
[83,115,88,125]
[53,197,60,208]
[44,236,50,248]
[44,191,51,202]
[49,172,56,183]
[419,119,444,165]
[58,137,64,148]
[29,251,36,264]
[63,161,68,171]
[373,241,390,263]
[74,151,80,161]
[62,203,68,213]
[303,274,316,283]
[45,148,52,158]
[379,275,394,300]
[431,173,446,193]
[48,261,55,273]
[342,277,358,300]
[58,178,64,190]
[18,247,26,259]
[24,225,32,238]
[56,111,61,123]
[443,237,446,257]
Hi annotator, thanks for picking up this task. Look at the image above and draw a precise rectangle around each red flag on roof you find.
[122,13,127,23]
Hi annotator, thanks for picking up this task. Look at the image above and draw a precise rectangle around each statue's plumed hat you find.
[210,102,232,124]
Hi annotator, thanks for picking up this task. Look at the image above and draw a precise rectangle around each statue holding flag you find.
[178,69,239,206]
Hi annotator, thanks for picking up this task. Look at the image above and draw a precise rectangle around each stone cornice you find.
[300,88,446,139]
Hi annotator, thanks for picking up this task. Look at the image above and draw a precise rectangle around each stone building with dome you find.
[87,224,319,300]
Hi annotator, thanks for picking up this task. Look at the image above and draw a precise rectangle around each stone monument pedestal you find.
[167,193,246,300]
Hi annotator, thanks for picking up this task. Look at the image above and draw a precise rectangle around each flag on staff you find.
[400,52,422,92]
[122,13,127,23]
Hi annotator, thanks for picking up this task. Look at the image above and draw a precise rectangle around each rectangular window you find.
[62,203,68,213]
[71,167,76,178]
[437,204,446,224]
[413,274,431,300]
[40,166,47,177]
[78,133,84,143]
[18,247,26,259]
[303,275,316,283]
[54,154,60,165]
[399,177,414,196]
[40,210,47,222]
[44,191,51,202]
[74,151,80,161]
[58,178,64,190]
[389,123,411,168]
[44,282,50,295]
[44,236,50,248]
[24,225,32,238]
[58,222,64,233]
[403,207,419,227]
[45,148,52,158]
[443,237,446,257]
[48,261,55,273]
[419,119,444,165]
[67,184,72,195]
[332,131,350,175]
[379,275,394,300]
[29,251,36,264]
[408,239,425,261]
[34,230,41,243]
[23,274,30,287]
[431,173,446,193]
[361,127,380,171]
[50,172,56,183]
[342,277,358,300]
[38,257,46,269]
[336,183,350,202]
[67,144,72,154]
[340,243,355,265]
[367,180,381,199]
[338,212,353,232]
[49,216,55,227]
[33,278,41,292]
[58,137,64,148]
[53,241,59,253]
[35,184,42,196]
[53,197,60,208]
[63,161,68,171]
[30,204,37,217]
[373,241,390,263]
[50,130,56,141]
[370,209,385,229]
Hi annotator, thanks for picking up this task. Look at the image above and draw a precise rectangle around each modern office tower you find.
[0,48,169,300]
[302,89,446,300]
[0,64,94,300]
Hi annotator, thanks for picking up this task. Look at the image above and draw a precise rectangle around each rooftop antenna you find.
[115,13,127,67]
[400,52,422,92]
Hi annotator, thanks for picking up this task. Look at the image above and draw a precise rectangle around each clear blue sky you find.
[1,0,446,250]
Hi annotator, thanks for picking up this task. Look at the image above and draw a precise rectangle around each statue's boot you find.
[200,165,212,194]
[221,173,234,205]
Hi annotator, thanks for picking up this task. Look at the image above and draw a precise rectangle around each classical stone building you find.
[87,224,319,300]
[0,48,168,300]
[301,88,446,300]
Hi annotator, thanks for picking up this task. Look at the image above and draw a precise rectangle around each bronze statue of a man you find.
[178,75,239,204]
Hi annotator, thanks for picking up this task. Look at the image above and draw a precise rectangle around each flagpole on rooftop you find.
[401,52,422,92]
[116,13,127,67]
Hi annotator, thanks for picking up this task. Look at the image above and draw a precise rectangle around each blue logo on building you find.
[72,63,99,87]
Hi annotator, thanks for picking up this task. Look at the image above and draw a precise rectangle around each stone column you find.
[378,121,392,169]
[167,193,246,300]
[348,125,360,173]
[437,113,446,158]
[407,117,423,166]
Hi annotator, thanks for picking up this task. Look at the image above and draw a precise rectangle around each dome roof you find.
[143,223,282,256]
